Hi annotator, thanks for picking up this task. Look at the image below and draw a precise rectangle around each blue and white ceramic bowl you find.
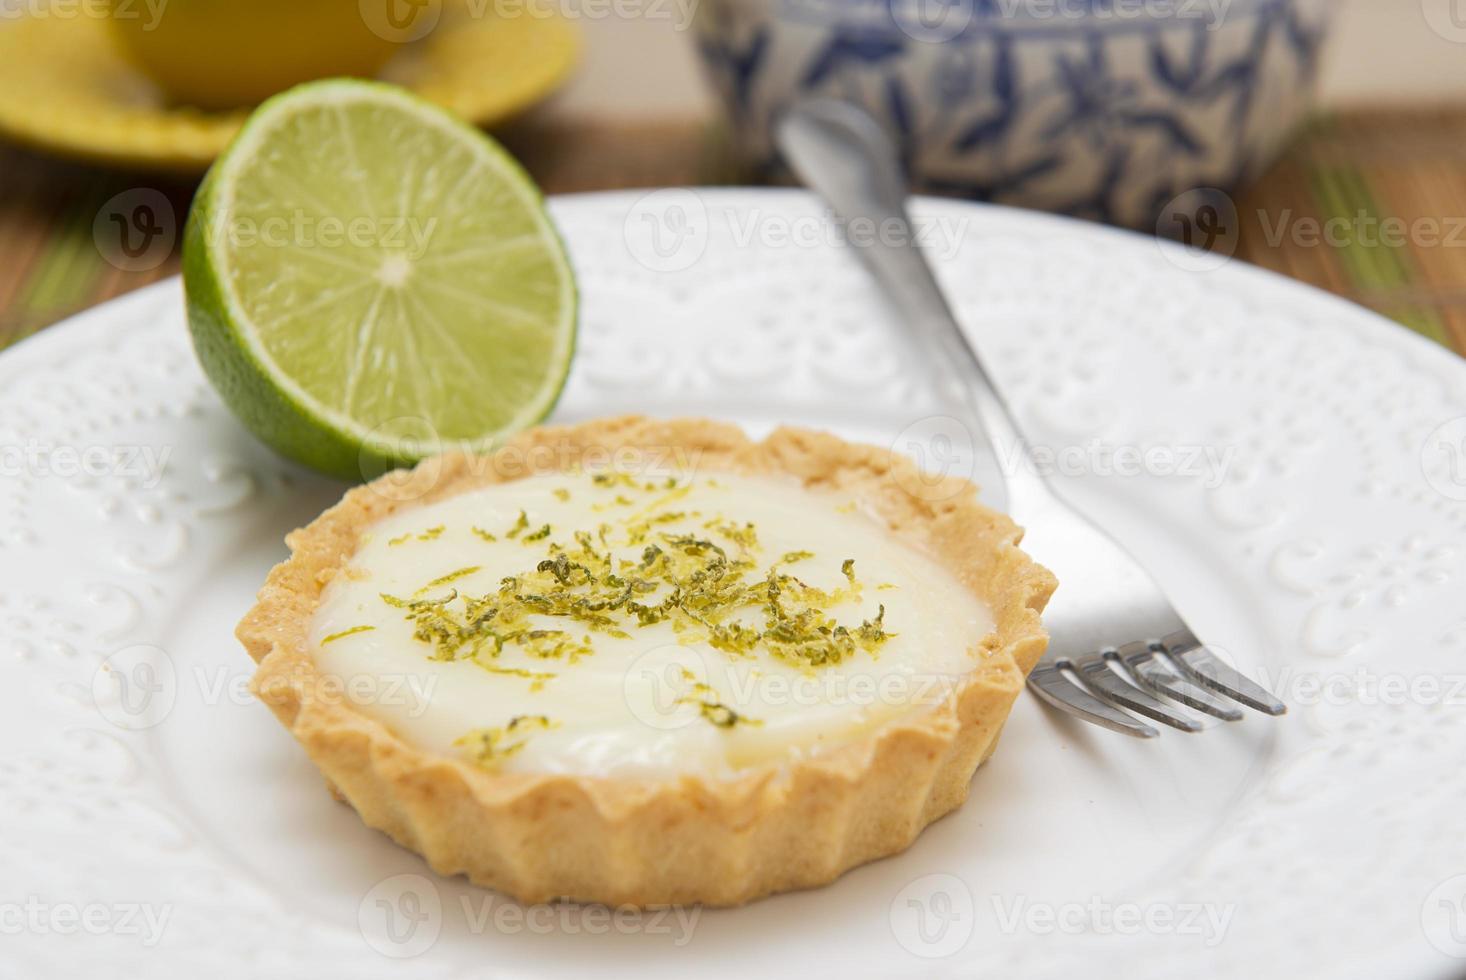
[695,0,1334,227]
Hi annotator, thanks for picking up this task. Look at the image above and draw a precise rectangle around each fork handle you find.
[775,99,1053,515]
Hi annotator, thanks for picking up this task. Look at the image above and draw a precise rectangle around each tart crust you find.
[238,416,1056,907]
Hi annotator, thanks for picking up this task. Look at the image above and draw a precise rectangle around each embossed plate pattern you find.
[2,190,1464,979]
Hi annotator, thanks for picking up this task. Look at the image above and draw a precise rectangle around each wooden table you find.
[4,108,1466,355]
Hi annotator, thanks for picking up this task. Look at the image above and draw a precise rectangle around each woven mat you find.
[3,109,1465,355]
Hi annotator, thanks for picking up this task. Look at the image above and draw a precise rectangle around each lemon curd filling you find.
[311,470,996,778]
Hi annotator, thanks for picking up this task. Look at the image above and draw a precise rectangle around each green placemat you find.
[3,110,1465,354]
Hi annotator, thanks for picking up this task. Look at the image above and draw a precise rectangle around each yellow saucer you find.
[0,9,578,173]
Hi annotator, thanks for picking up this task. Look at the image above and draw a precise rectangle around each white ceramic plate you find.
[3,190,1465,980]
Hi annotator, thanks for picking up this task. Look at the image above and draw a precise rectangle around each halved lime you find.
[184,79,576,481]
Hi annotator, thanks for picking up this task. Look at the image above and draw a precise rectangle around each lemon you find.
[184,79,577,481]
[110,0,399,110]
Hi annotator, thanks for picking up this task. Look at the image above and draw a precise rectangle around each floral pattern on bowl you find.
[696,0,1333,227]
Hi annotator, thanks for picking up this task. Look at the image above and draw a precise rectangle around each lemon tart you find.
[239,417,1055,906]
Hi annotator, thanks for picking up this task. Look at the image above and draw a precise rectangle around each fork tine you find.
[1028,663,1159,738]
[1119,642,1244,721]
[1162,634,1287,716]
[1074,655,1203,733]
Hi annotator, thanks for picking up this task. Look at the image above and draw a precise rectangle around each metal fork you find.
[776,98,1286,737]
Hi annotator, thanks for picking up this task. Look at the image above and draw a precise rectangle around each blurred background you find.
[3,0,1466,351]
